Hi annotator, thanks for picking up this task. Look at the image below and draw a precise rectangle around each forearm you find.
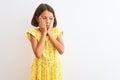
[48,33,64,54]
[35,34,46,58]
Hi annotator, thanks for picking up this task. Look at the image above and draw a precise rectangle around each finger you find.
[39,17,46,28]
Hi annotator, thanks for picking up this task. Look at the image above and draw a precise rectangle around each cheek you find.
[51,21,54,24]
[51,20,54,24]
[37,19,41,23]
[50,22,54,27]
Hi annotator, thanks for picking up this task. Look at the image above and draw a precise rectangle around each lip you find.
[46,25,50,28]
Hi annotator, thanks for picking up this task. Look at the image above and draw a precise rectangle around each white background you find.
[0,0,120,80]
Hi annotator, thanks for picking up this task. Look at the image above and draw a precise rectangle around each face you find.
[37,10,54,29]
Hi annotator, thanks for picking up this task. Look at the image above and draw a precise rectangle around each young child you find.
[26,3,64,80]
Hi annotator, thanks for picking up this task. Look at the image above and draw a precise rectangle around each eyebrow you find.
[41,16,54,18]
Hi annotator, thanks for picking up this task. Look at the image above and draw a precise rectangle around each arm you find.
[30,32,47,58]
[30,16,47,58]
[48,31,64,54]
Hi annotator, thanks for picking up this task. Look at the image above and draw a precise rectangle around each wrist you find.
[47,31,51,35]
[43,32,47,36]
[41,31,47,36]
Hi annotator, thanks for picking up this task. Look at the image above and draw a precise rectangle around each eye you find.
[42,17,47,20]
[49,17,54,20]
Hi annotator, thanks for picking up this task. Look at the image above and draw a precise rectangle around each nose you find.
[46,18,50,23]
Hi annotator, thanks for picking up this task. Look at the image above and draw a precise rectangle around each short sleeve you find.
[52,27,63,37]
[26,28,37,41]
[58,28,63,36]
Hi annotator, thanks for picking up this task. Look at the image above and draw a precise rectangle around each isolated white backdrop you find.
[0,0,120,80]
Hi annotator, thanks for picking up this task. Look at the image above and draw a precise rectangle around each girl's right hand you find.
[39,16,47,35]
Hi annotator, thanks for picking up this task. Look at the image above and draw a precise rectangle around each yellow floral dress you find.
[27,27,63,80]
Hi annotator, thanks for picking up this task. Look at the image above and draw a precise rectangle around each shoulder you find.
[26,27,40,41]
[51,27,63,38]
[27,27,39,33]
[52,27,63,33]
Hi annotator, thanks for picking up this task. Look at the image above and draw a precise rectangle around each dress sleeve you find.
[51,27,63,39]
[57,28,63,36]
[26,28,37,41]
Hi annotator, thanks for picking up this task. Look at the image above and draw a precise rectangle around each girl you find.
[27,3,64,80]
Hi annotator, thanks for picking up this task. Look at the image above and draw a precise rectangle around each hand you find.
[47,26,52,33]
[47,20,53,35]
[39,17,47,35]
[47,26,53,36]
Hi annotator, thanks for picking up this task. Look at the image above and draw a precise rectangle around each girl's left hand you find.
[47,21,53,34]
[47,26,52,34]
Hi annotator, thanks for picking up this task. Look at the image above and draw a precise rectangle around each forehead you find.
[40,10,53,17]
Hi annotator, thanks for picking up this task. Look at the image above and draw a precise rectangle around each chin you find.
[46,26,48,28]
[46,27,49,30]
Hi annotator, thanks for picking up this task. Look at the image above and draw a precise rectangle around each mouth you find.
[46,25,50,28]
